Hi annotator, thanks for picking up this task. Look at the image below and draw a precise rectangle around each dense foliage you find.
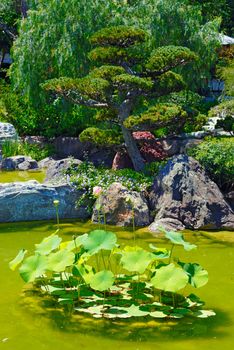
[188,137,234,191]
[10,227,215,319]
[0,81,95,137]
[1,140,54,161]
[10,0,221,109]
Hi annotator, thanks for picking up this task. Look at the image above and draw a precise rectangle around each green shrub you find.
[68,162,153,211]
[208,100,234,134]
[188,137,234,191]
[1,141,54,161]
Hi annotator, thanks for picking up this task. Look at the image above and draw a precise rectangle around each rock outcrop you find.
[149,155,234,231]
[1,156,38,170]
[44,158,82,183]
[0,181,89,222]
[92,182,150,227]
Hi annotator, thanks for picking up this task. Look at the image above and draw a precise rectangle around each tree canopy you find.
[43,25,197,171]
[10,0,221,108]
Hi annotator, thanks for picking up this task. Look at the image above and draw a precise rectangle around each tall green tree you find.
[43,26,197,171]
[11,0,220,108]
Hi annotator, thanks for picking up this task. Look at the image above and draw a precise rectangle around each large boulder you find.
[1,156,38,170]
[0,122,18,145]
[149,155,234,231]
[92,182,150,227]
[0,181,89,222]
[45,158,82,183]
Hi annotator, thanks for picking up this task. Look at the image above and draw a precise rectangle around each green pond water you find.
[0,220,234,350]
[0,170,45,183]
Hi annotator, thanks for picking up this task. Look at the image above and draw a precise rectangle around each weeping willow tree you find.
[10,0,220,108]
[43,26,197,171]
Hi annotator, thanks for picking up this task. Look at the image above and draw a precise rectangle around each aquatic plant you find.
[9,228,215,320]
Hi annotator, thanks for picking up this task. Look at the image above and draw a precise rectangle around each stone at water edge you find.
[149,155,234,231]
[0,156,38,170]
[0,122,18,144]
[92,182,150,227]
[0,181,90,222]
[44,158,82,183]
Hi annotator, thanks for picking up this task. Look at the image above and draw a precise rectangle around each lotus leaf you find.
[161,228,197,251]
[35,234,62,255]
[9,249,27,271]
[120,248,155,274]
[151,263,189,292]
[73,264,94,284]
[47,250,75,272]
[90,270,114,291]
[82,230,117,255]
[19,254,48,283]
[179,262,208,288]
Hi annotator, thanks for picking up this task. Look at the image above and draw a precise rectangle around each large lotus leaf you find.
[47,250,75,272]
[120,248,155,274]
[19,254,48,283]
[90,270,114,291]
[83,230,117,255]
[161,228,197,251]
[60,234,88,251]
[151,263,189,292]
[9,249,27,271]
[179,262,208,288]
[35,234,62,255]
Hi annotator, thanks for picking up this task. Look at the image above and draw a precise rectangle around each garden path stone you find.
[0,180,89,222]
[92,182,150,227]
[149,155,234,231]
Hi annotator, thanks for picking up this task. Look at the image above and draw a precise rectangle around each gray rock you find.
[0,180,90,222]
[0,122,18,144]
[1,156,38,170]
[149,155,234,231]
[38,157,56,169]
[45,158,82,183]
[92,182,150,227]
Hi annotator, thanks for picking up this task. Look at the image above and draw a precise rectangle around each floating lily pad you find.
[151,263,189,293]
[194,310,216,318]
[9,249,27,271]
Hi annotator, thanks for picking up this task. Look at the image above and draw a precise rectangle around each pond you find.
[0,170,45,183]
[0,220,233,350]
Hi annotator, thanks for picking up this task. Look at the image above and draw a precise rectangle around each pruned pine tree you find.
[43,26,197,171]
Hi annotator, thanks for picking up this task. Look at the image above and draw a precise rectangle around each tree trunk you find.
[121,125,146,172]
[119,99,145,172]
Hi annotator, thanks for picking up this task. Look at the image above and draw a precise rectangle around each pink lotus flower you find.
[93,186,103,198]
